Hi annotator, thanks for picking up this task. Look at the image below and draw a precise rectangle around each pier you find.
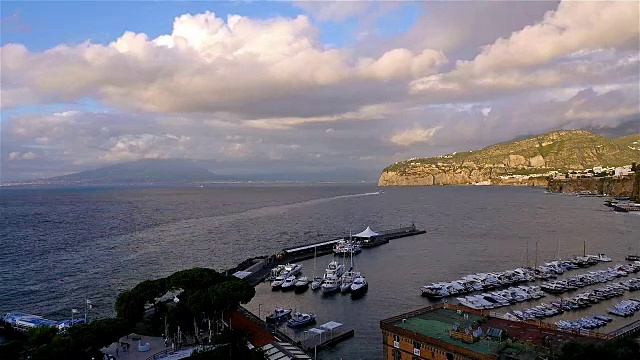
[235,224,426,286]
[299,321,355,353]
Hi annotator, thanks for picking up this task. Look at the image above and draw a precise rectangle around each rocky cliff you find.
[547,175,638,197]
[379,130,640,186]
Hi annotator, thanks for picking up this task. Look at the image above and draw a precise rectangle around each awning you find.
[353,227,379,238]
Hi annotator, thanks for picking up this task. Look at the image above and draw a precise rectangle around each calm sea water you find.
[1,184,639,358]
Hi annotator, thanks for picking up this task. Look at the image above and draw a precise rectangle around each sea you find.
[1,184,639,358]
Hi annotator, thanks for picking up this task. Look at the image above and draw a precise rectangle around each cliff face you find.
[378,168,547,186]
[379,130,640,187]
[547,175,638,197]
[633,175,640,202]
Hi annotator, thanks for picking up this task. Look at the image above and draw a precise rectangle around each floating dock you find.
[299,321,355,352]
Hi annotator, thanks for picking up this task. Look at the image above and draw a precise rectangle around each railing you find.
[608,320,640,339]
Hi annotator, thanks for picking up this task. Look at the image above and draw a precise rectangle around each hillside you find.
[379,130,640,186]
[46,159,223,184]
[613,134,640,151]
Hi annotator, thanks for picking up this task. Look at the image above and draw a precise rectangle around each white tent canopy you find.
[353,227,379,238]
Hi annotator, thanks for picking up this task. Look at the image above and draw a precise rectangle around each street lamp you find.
[304,331,308,341]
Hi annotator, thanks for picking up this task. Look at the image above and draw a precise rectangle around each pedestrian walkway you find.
[100,333,168,360]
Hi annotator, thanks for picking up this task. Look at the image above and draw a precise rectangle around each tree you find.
[558,338,640,360]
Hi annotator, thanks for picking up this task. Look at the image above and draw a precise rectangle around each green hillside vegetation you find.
[613,134,640,151]
[384,130,640,174]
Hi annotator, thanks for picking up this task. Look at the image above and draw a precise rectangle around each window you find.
[413,341,421,356]
[446,352,454,360]
[393,348,402,360]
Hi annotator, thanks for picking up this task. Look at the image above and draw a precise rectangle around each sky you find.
[1,0,639,181]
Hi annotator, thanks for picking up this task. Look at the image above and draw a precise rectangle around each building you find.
[380,303,600,360]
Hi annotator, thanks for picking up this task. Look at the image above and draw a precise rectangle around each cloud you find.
[1,2,639,181]
[1,11,445,119]
[8,151,37,161]
[389,126,442,146]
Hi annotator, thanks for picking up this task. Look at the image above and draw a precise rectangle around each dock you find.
[236,224,426,286]
[299,321,355,352]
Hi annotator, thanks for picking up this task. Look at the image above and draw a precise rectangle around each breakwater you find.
[547,174,638,199]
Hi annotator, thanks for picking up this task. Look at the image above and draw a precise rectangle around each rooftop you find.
[392,308,499,355]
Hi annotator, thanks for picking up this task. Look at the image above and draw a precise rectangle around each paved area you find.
[101,333,169,360]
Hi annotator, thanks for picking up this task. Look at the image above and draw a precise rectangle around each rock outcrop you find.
[547,175,638,197]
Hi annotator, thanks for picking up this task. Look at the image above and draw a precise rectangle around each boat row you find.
[540,264,640,294]
[555,315,613,331]
[268,263,303,281]
[264,308,317,327]
[317,260,368,295]
[333,239,362,255]
[455,286,546,309]
[421,255,609,298]
[608,299,640,317]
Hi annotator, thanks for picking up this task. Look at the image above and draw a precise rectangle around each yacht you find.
[340,269,359,293]
[281,275,297,290]
[271,275,286,289]
[321,275,340,293]
[310,277,323,290]
[351,275,368,294]
[324,261,345,279]
[286,313,316,328]
[281,263,303,277]
[294,276,309,289]
[269,265,286,280]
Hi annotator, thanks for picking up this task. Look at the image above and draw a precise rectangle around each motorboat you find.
[281,276,297,290]
[351,275,368,294]
[321,275,340,293]
[294,276,309,289]
[269,265,286,280]
[266,308,292,323]
[271,275,286,289]
[281,263,303,277]
[310,277,323,290]
[340,270,359,293]
[286,313,316,328]
[325,261,345,278]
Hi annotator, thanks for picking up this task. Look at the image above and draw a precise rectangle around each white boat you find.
[350,274,368,294]
[321,275,340,293]
[281,275,297,290]
[271,275,286,289]
[310,246,323,290]
[294,276,309,289]
[340,250,359,292]
[269,265,286,280]
[325,261,345,279]
[281,263,303,277]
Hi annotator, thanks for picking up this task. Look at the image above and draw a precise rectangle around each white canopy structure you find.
[353,227,379,238]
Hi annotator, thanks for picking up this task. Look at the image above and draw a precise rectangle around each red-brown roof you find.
[228,309,277,348]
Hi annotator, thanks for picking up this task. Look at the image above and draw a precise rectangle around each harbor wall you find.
[547,174,638,198]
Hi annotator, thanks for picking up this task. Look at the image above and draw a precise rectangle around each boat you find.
[294,276,309,290]
[265,308,292,323]
[281,276,297,290]
[268,265,286,280]
[286,312,316,328]
[340,250,359,292]
[351,274,368,294]
[271,275,286,289]
[324,260,345,279]
[626,255,640,261]
[310,246,323,290]
[321,275,340,293]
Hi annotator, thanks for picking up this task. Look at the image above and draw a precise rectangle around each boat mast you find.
[526,239,529,268]
[583,240,586,257]
[313,246,317,278]
[535,241,538,268]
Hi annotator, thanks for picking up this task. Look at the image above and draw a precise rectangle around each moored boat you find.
[266,308,292,323]
[281,275,297,290]
[286,312,316,328]
[350,275,368,295]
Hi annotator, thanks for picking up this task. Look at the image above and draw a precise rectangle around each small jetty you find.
[299,321,354,352]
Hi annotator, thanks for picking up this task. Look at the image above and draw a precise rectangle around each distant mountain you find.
[379,130,640,186]
[45,159,224,184]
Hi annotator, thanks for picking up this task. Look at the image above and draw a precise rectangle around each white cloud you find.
[8,151,37,161]
[389,126,442,146]
[293,1,373,22]
[1,11,444,118]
